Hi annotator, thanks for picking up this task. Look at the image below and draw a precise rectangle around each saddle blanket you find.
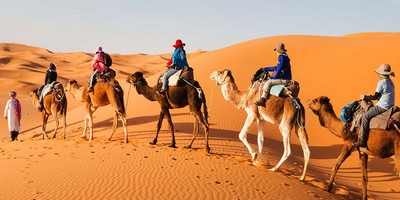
[160,69,183,86]
[270,85,285,97]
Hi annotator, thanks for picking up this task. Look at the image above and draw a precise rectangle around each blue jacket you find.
[263,53,292,80]
[172,48,189,69]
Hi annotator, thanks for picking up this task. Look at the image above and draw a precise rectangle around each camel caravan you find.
[15,42,399,199]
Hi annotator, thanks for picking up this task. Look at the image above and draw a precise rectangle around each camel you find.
[64,80,128,143]
[209,69,310,181]
[306,96,400,200]
[126,71,210,153]
[29,82,67,139]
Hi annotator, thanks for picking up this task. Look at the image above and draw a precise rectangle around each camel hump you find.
[180,66,194,81]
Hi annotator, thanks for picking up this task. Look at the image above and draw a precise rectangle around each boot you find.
[352,137,367,148]
[255,97,267,107]
[158,88,166,95]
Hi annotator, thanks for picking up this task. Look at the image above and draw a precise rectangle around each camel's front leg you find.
[238,114,256,161]
[326,144,353,192]
[254,119,265,165]
[164,109,176,148]
[151,110,165,145]
[359,152,369,200]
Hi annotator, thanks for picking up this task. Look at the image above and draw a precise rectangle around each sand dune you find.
[1,32,400,199]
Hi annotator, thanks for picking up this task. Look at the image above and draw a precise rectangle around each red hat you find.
[173,39,185,48]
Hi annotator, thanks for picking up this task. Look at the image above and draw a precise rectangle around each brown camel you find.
[126,71,210,153]
[29,82,67,139]
[64,80,128,143]
[209,69,310,181]
[306,96,400,200]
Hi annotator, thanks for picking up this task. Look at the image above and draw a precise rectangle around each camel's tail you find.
[54,83,67,117]
[294,99,309,144]
[194,81,209,125]
[115,81,126,116]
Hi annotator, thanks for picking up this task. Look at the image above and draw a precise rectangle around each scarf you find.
[12,98,21,121]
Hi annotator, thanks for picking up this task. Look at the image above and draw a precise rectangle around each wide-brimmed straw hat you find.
[375,64,395,77]
[173,39,185,48]
[96,46,103,53]
[274,43,287,53]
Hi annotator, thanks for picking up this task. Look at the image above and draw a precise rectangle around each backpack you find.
[340,101,361,123]
[102,52,112,67]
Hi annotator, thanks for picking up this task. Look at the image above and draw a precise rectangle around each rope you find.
[296,105,311,129]
[54,90,65,102]
[208,81,215,112]
[126,83,132,110]
[179,77,203,99]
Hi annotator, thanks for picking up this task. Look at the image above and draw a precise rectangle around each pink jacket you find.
[91,53,107,72]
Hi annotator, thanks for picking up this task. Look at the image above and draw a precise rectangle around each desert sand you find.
[0,32,399,199]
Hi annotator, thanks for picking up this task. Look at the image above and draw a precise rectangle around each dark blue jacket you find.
[263,53,292,80]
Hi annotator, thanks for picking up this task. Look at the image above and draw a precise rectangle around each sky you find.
[1,0,399,54]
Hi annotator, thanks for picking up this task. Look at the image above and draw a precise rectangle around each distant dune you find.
[0,32,399,199]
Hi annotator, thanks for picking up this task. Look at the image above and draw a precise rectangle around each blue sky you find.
[1,0,399,54]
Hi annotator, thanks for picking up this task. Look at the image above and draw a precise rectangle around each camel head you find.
[306,96,333,115]
[126,71,147,87]
[29,88,39,99]
[209,69,234,85]
[64,80,79,93]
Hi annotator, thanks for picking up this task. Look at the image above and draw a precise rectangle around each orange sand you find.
[1,32,399,199]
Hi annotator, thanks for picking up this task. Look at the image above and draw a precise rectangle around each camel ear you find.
[320,96,330,104]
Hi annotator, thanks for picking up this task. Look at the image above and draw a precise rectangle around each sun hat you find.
[274,43,287,53]
[9,91,16,97]
[374,64,395,77]
[96,46,103,53]
[173,39,185,48]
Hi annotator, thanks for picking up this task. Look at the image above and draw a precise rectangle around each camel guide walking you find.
[159,39,189,94]
[353,64,395,148]
[255,43,292,107]
[4,91,21,141]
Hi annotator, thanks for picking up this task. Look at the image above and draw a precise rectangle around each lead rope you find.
[20,95,30,126]
[179,77,203,99]
[126,83,132,110]
[208,81,215,113]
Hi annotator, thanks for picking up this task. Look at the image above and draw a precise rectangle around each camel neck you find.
[318,107,344,138]
[136,83,157,101]
[70,85,84,102]
[220,81,247,109]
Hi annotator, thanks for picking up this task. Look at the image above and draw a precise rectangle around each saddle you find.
[159,66,194,87]
[343,100,400,131]
[96,68,116,83]
[252,71,300,98]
